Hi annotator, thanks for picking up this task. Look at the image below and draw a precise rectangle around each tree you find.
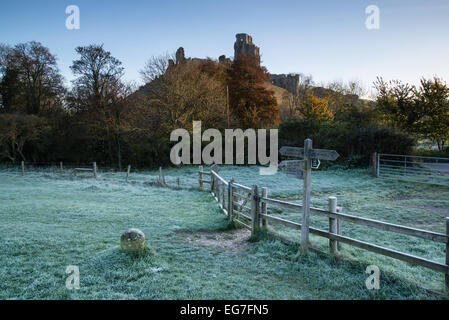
[415,77,449,151]
[69,44,124,111]
[0,114,49,162]
[374,77,418,130]
[137,55,226,133]
[296,92,333,122]
[227,54,279,128]
[139,53,173,84]
[0,42,65,115]
[68,44,132,168]
[374,76,449,151]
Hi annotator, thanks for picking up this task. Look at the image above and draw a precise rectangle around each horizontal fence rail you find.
[378,153,449,187]
[199,165,449,290]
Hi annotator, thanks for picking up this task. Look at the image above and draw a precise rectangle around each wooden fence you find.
[199,165,449,290]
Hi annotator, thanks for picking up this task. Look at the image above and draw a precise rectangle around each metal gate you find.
[377,153,449,187]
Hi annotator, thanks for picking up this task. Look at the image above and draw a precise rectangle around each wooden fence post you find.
[301,138,312,254]
[21,161,24,176]
[250,185,259,236]
[372,152,377,177]
[228,179,234,221]
[198,166,203,189]
[60,162,63,176]
[336,206,342,251]
[446,217,449,291]
[211,164,218,194]
[261,187,268,228]
[222,183,226,208]
[328,196,338,255]
[126,165,131,183]
[159,167,166,186]
[377,153,380,177]
[93,162,97,179]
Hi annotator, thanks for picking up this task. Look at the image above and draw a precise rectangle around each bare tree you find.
[139,53,175,84]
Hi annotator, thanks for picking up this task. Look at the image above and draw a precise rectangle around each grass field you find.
[0,165,448,299]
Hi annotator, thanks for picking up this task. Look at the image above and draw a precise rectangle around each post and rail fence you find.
[199,165,449,291]
[5,159,449,290]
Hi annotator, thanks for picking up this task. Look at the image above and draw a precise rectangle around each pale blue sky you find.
[1,0,449,95]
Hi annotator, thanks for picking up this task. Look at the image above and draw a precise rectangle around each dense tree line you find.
[0,42,279,168]
[1,41,447,168]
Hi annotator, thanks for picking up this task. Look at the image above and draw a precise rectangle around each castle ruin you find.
[234,33,260,63]
[233,33,300,95]
[168,34,301,96]
[269,74,301,95]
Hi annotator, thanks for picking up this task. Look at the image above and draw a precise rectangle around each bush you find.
[279,119,416,166]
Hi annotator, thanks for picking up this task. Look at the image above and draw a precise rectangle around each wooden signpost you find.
[278,160,304,179]
[280,138,340,254]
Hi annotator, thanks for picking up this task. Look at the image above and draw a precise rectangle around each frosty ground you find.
[0,165,448,299]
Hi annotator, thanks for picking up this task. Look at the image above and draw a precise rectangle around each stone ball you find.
[120,228,146,252]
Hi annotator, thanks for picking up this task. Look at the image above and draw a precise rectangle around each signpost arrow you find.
[279,160,304,179]
[310,149,340,161]
[280,146,339,161]
[279,146,304,158]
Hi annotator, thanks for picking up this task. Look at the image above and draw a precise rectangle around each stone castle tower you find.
[234,33,260,63]
[233,33,299,95]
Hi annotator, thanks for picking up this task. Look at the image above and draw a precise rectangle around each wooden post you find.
[222,183,225,208]
[445,217,449,291]
[301,138,312,254]
[404,156,407,175]
[198,166,203,189]
[126,165,131,183]
[336,206,342,251]
[377,153,380,177]
[93,162,97,179]
[211,164,218,194]
[328,196,338,255]
[216,179,220,200]
[228,179,234,221]
[21,161,24,176]
[250,185,259,236]
[60,162,63,176]
[226,85,230,128]
[261,187,268,228]
[372,152,377,177]
[177,177,180,188]
[159,167,166,186]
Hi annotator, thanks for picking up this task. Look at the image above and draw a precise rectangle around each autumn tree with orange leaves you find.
[227,54,279,128]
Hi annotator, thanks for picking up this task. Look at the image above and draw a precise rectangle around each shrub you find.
[279,119,416,166]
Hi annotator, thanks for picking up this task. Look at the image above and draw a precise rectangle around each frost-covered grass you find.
[0,165,448,299]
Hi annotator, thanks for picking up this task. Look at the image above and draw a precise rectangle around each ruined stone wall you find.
[269,74,300,95]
